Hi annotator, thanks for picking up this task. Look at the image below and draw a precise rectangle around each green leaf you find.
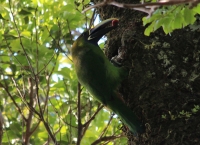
[183,7,196,24]
[144,21,155,36]
[162,17,173,34]
[18,9,32,15]
[9,64,17,75]
[154,18,165,31]
[9,39,21,51]
[173,12,183,29]
[56,67,72,78]
[38,131,48,139]
[14,55,29,66]
[142,17,149,26]
[192,4,200,14]
[84,129,98,138]
[27,6,36,11]
[0,55,10,62]
[0,14,6,20]
[24,16,29,24]
[21,30,31,38]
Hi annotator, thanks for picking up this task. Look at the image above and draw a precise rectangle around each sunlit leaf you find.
[183,7,196,24]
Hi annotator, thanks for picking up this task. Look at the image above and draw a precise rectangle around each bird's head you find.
[78,18,119,45]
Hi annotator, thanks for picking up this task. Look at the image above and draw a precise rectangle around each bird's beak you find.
[88,18,119,41]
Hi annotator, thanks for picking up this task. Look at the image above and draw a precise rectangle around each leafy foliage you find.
[143,4,199,35]
[0,0,126,144]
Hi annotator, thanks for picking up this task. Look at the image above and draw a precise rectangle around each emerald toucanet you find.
[71,18,144,134]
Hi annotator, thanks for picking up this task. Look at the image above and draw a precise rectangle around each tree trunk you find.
[95,0,200,144]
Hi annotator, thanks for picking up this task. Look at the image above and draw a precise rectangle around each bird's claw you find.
[111,46,127,67]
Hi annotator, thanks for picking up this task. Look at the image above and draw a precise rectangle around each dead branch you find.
[83,0,200,16]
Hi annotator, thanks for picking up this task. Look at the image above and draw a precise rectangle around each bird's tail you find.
[107,94,145,135]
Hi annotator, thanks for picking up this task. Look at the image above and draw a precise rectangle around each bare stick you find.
[82,0,200,16]
[77,83,82,145]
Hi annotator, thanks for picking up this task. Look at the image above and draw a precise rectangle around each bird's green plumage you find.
[72,36,126,105]
[71,18,144,134]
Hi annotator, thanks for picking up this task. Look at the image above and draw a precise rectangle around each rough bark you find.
[95,0,200,144]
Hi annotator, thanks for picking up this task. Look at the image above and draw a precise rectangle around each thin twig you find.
[99,114,114,139]
[23,78,35,145]
[8,0,35,76]
[91,135,124,145]
[82,105,104,137]
[1,81,26,121]
[77,83,82,145]
[34,7,39,74]
[67,19,73,46]
[29,121,41,136]
[82,105,104,128]
[34,75,57,144]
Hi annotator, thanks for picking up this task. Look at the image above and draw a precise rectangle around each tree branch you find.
[77,83,82,145]
[23,77,35,145]
[99,113,114,139]
[0,111,4,145]
[91,135,124,145]
[83,0,200,16]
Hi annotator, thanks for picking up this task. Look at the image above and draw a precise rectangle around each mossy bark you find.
[95,0,200,144]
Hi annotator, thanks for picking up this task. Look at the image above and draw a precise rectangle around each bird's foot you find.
[111,46,127,67]
[111,56,122,67]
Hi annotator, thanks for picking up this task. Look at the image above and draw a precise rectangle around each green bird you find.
[71,18,144,134]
